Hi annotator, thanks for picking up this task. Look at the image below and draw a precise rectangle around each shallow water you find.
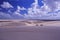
[0,26,60,40]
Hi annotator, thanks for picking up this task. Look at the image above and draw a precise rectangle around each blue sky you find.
[0,0,60,19]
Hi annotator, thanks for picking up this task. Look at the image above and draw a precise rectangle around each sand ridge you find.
[0,20,60,28]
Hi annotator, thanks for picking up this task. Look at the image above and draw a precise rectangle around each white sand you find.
[0,20,60,28]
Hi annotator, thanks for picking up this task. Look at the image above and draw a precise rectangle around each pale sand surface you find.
[0,20,60,40]
[0,20,60,28]
[0,26,60,40]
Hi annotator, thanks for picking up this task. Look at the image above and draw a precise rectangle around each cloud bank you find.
[0,0,60,19]
[24,0,60,19]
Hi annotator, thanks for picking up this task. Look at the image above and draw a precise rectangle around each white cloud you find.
[13,6,21,16]
[11,6,26,19]
[0,5,25,19]
[0,11,24,19]
[24,0,42,18]
[0,0,60,19]
[0,2,13,9]
[24,0,60,19]
[43,0,60,11]
[17,6,26,10]
[55,1,60,11]
[0,12,12,19]
[24,0,49,19]
[13,6,26,16]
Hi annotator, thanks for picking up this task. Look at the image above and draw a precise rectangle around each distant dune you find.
[0,20,60,28]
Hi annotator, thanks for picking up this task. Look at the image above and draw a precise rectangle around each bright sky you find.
[0,0,60,19]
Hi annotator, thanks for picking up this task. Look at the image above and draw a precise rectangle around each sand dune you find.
[0,20,60,28]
